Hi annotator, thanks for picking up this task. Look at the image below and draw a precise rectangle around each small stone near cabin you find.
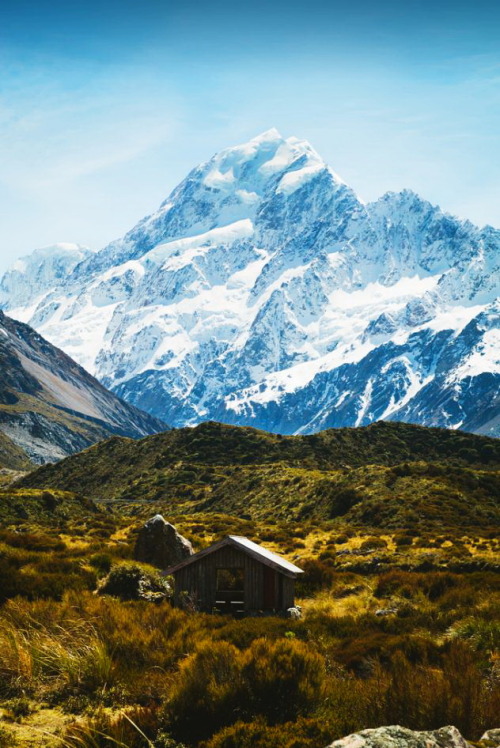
[134,515,193,569]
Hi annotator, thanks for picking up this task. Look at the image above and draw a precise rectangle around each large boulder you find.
[326,725,470,748]
[134,515,193,569]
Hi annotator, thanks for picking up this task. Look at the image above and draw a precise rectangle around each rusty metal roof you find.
[163,535,303,577]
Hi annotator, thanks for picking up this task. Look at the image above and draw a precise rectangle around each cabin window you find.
[216,568,244,591]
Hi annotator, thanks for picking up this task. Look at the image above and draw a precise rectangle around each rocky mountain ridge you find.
[0,310,166,465]
[1,129,498,436]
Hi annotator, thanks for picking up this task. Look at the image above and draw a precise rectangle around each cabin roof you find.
[163,535,304,577]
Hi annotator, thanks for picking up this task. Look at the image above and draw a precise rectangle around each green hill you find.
[0,487,100,525]
[16,421,500,530]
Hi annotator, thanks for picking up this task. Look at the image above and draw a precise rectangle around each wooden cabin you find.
[164,535,303,615]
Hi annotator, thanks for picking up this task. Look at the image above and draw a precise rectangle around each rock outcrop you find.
[481,729,500,746]
[326,725,470,748]
[134,515,193,569]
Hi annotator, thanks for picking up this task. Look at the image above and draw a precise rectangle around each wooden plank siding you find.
[172,545,296,613]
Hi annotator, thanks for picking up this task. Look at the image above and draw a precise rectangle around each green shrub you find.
[394,534,414,547]
[359,537,387,551]
[89,552,113,575]
[296,558,334,595]
[202,716,332,748]
[3,697,32,721]
[97,563,170,601]
[375,571,460,602]
[166,640,244,743]
[242,637,325,723]
[0,531,65,552]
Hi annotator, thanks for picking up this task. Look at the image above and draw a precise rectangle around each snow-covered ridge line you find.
[1,129,499,437]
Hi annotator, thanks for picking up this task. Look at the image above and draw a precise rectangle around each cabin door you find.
[263,566,275,609]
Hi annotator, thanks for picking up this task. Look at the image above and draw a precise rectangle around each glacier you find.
[1,128,499,437]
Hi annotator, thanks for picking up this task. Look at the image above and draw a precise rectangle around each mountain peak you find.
[249,127,283,143]
[1,131,498,439]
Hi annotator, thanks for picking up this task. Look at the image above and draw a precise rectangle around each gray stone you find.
[375,608,398,616]
[326,725,470,748]
[286,606,302,619]
[481,729,500,746]
[134,515,193,569]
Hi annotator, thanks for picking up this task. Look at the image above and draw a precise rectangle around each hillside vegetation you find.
[1,421,498,746]
[17,421,500,530]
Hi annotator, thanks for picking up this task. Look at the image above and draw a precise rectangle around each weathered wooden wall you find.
[172,545,295,612]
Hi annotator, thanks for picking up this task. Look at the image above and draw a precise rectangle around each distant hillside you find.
[18,421,500,529]
[0,311,167,465]
[0,487,100,525]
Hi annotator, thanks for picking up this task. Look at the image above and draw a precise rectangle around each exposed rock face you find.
[134,515,193,569]
[326,725,470,748]
[0,310,166,465]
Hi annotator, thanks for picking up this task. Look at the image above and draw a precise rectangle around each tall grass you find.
[0,574,498,747]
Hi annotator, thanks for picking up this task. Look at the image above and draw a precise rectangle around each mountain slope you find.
[17,421,500,529]
[0,431,32,471]
[1,130,499,436]
[0,311,166,464]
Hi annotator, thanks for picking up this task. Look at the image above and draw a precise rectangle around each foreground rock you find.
[326,725,470,748]
[134,515,193,569]
[481,729,500,746]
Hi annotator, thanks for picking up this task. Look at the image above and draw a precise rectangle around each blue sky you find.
[1,0,499,273]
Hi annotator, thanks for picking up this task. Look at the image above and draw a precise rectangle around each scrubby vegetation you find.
[0,504,498,746]
[15,422,500,529]
[0,421,498,746]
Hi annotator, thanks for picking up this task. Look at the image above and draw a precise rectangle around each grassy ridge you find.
[0,487,100,525]
[16,421,500,530]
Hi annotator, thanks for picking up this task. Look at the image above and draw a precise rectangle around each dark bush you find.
[242,637,325,723]
[0,531,65,552]
[202,716,332,748]
[359,537,387,551]
[166,640,244,743]
[296,558,335,595]
[89,553,113,575]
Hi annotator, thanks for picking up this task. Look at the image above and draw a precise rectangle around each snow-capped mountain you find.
[0,243,93,311]
[1,129,499,437]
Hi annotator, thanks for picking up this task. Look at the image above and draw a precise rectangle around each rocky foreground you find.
[327,725,500,748]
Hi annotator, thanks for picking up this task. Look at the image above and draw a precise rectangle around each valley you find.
[0,421,498,747]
